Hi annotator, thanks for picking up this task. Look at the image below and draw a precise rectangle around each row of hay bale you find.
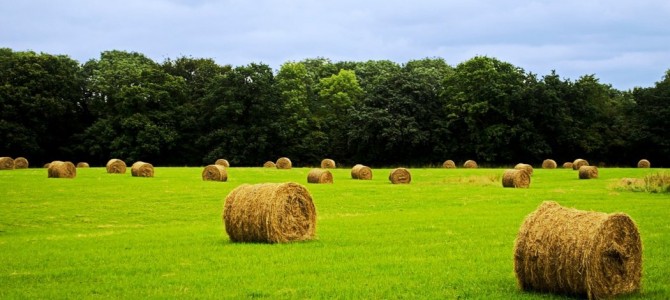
[0,157,29,169]
[443,158,652,169]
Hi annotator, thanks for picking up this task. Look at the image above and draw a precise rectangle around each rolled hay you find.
[542,159,557,169]
[14,157,29,169]
[563,162,574,169]
[47,161,76,178]
[351,164,373,180]
[443,160,456,168]
[573,158,589,170]
[106,159,127,174]
[514,163,534,176]
[320,158,336,169]
[215,159,230,167]
[502,169,531,188]
[223,182,317,243]
[389,168,411,184]
[131,161,154,177]
[43,163,51,168]
[76,162,89,168]
[0,157,14,170]
[276,157,292,169]
[307,168,333,184]
[637,159,650,168]
[514,201,642,299]
[263,161,276,168]
[202,164,228,181]
[463,160,478,168]
[579,166,599,179]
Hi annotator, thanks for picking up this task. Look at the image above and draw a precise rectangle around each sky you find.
[2,0,669,90]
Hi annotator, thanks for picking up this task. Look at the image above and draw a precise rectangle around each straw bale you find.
[579,166,598,179]
[320,159,336,169]
[637,159,650,168]
[502,169,531,188]
[443,160,456,168]
[307,169,333,184]
[47,161,76,178]
[263,161,276,168]
[215,159,230,167]
[351,164,372,180]
[14,157,28,169]
[573,158,589,170]
[276,157,292,169]
[106,159,127,174]
[463,160,478,168]
[542,159,557,169]
[202,164,228,181]
[389,168,411,184]
[514,163,534,176]
[563,162,573,169]
[0,157,14,170]
[76,162,89,168]
[131,161,154,177]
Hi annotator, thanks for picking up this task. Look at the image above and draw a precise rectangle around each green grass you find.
[1,166,668,299]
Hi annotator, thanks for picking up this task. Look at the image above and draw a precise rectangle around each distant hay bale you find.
[47,161,76,178]
[307,169,333,184]
[320,159,336,169]
[276,157,292,169]
[351,164,372,180]
[572,158,589,170]
[14,157,28,169]
[106,159,127,174]
[463,160,478,168]
[263,161,276,168]
[215,159,230,167]
[502,169,531,188]
[76,162,89,168]
[223,182,317,243]
[637,159,650,168]
[514,201,642,299]
[389,168,411,184]
[541,159,557,169]
[562,162,573,169]
[43,163,51,168]
[579,166,598,179]
[514,163,534,176]
[0,157,14,170]
[131,161,154,177]
[202,164,228,181]
[443,160,456,168]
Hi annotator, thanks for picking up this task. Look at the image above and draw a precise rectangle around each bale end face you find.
[463,160,478,168]
[276,157,292,169]
[502,169,530,188]
[542,159,557,169]
[307,169,333,184]
[47,161,76,178]
[443,160,456,168]
[202,164,228,181]
[131,161,154,177]
[263,161,276,168]
[389,168,411,184]
[0,157,15,170]
[351,164,372,180]
[320,159,336,169]
[637,159,650,168]
[106,159,127,174]
[14,157,29,169]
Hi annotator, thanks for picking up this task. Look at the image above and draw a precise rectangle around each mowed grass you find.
[0,166,668,299]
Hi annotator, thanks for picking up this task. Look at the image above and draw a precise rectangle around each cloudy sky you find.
[2,0,669,90]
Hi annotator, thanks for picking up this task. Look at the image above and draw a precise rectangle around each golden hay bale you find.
[202,164,228,181]
[263,161,276,168]
[0,157,14,170]
[43,163,51,168]
[276,157,292,169]
[47,161,76,178]
[14,157,28,169]
[514,201,642,299]
[131,161,154,177]
[389,168,411,184]
[502,169,531,188]
[579,166,599,179]
[320,159,336,169]
[223,182,317,243]
[514,163,534,176]
[76,162,89,168]
[351,164,373,180]
[106,159,127,174]
[307,168,333,184]
[572,158,589,170]
[637,159,650,168]
[215,159,230,167]
[541,159,557,169]
[443,160,456,168]
[562,162,573,169]
[463,160,478,168]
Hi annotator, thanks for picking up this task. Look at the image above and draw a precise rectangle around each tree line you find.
[1,48,668,167]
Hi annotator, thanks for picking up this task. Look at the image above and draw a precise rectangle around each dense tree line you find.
[1,48,668,167]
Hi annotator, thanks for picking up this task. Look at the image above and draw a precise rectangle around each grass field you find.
[1,166,668,299]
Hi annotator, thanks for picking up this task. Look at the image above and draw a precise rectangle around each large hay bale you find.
[502,169,531,188]
[14,157,28,169]
[263,161,276,168]
[389,168,411,184]
[443,160,456,168]
[562,162,573,169]
[223,182,317,243]
[514,163,534,176]
[276,157,292,169]
[131,161,154,177]
[637,159,650,168]
[320,159,336,169]
[572,158,589,170]
[0,157,14,170]
[541,159,557,169]
[307,168,333,184]
[463,160,478,168]
[351,164,372,180]
[106,159,127,174]
[202,164,228,181]
[47,161,76,178]
[76,162,89,168]
[514,201,642,299]
[579,166,598,179]
[215,159,230,167]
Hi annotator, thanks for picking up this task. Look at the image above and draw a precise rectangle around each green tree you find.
[630,70,670,166]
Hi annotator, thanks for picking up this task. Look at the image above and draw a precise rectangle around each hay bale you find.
[0,157,14,170]
[562,162,573,169]
[637,159,650,168]
[202,164,228,181]
[443,160,456,168]
[320,159,336,169]
[541,159,557,169]
[47,161,76,178]
[106,159,127,174]
[514,163,534,176]
[502,169,531,188]
[76,162,89,168]
[263,161,276,168]
[14,157,28,169]
[579,166,598,179]
[215,159,230,167]
[223,182,317,243]
[131,161,154,177]
[389,168,411,184]
[276,157,292,169]
[572,158,589,170]
[43,163,51,168]
[463,160,478,168]
[307,168,333,184]
[514,201,642,299]
[351,164,372,180]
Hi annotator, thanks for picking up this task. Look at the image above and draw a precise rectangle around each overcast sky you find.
[2,0,669,90]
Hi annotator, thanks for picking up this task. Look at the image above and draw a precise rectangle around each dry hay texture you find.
[202,164,228,181]
[131,161,154,177]
[76,162,89,168]
[563,162,574,169]
[307,168,333,184]
[573,158,589,170]
[542,159,557,169]
[514,163,534,176]
[502,169,531,188]
[0,157,14,170]
[47,161,76,178]
[579,166,599,179]
[106,159,127,174]
[443,160,456,168]
[463,160,478,168]
[351,164,373,180]
[637,159,650,168]
[14,157,29,169]
[389,168,411,184]
[320,158,336,169]
[223,182,317,243]
[514,201,642,299]
[276,157,292,169]
[263,161,276,168]
[215,159,230,167]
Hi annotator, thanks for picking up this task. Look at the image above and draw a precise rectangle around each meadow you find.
[0,166,668,299]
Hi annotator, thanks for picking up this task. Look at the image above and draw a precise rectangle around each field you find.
[1,166,668,299]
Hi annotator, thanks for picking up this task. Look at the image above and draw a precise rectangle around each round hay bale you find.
[47,161,76,178]
[263,161,276,168]
[215,159,230,167]
[307,168,333,184]
[131,161,154,177]
[76,162,90,168]
[106,159,127,174]
[579,166,598,179]
[637,159,650,168]
[443,160,456,168]
[351,164,372,180]
[202,164,228,181]
[43,163,51,168]
[276,157,292,169]
[389,168,411,184]
[223,182,317,243]
[14,157,29,169]
[0,157,14,170]
[502,169,531,188]
[572,158,589,170]
[463,160,478,168]
[562,162,573,169]
[514,163,534,176]
[320,159,336,169]
[514,201,642,299]
[541,159,557,169]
